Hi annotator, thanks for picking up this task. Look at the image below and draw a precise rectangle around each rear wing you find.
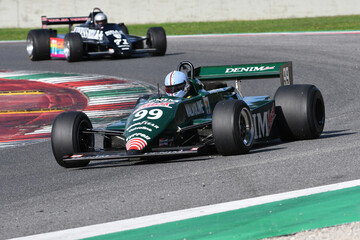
[194,61,293,86]
[41,16,88,31]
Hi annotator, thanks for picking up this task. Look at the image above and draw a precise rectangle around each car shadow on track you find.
[318,129,357,139]
[73,130,355,170]
[75,155,215,170]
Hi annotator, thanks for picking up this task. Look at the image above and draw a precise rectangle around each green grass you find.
[2,15,360,41]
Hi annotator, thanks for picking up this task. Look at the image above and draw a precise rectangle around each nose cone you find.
[126,137,147,152]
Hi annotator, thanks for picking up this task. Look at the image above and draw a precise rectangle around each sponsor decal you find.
[150,98,177,102]
[50,38,65,58]
[252,103,276,139]
[185,100,204,117]
[128,126,152,133]
[126,137,147,151]
[126,133,151,142]
[105,30,122,38]
[126,120,159,131]
[202,97,211,114]
[73,27,103,40]
[134,102,174,113]
[225,66,276,73]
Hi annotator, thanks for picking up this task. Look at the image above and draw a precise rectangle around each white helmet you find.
[94,13,107,27]
[164,71,190,98]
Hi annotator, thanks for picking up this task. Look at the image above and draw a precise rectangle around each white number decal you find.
[133,110,148,121]
[148,109,163,119]
[133,109,163,121]
[283,67,290,85]
[114,38,128,46]
[114,39,121,46]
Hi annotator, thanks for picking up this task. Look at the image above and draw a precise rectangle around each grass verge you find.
[1,15,360,41]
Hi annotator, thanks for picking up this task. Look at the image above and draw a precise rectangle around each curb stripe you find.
[0,71,156,147]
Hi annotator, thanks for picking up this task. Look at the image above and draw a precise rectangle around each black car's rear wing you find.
[193,61,293,86]
[41,16,88,31]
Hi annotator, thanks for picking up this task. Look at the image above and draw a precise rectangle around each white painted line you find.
[167,30,360,38]
[2,30,360,45]
[0,40,25,43]
[11,179,360,240]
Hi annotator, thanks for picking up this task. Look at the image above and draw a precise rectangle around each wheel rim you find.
[26,37,34,56]
[314,97,325,127]
[238,108,254,147]
[146,33,153,48]
[78,120,94,152]
[64,40,70,59]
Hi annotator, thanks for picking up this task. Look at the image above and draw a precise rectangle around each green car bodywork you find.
[105,61,293,153]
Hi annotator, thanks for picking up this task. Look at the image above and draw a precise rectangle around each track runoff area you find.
[11,180,360,240]
[5,31,360,239]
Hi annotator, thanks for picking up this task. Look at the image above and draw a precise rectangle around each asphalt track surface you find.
[1,32,360,239]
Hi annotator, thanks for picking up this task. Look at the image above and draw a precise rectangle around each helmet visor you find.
[96,20,106,25]
[165,82,186,94]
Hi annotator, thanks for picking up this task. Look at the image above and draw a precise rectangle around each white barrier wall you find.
[1,0,359,28]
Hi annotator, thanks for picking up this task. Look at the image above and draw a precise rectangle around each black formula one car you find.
[51,61,325,168]
[26,8,166,62]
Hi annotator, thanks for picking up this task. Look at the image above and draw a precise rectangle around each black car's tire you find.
[118,23,129,35]
[26,29,51,61]
[146,27,167,56]
[64,32,83,62]
[51,111,93,168]
[274,84,325,141]
[213,100,255,155]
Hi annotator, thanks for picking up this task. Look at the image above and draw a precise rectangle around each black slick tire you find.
[51,111,93,168]
[26,29,51,61]
[146,27,167,56]
[274,84,325,141]
[212,100,255,155]
[64,32,83,62]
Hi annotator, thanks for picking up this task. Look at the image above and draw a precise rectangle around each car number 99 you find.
[133,109,163,121]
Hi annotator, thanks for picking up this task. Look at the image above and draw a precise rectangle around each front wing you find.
[63,145,208,163]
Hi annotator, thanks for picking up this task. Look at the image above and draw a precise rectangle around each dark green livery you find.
[51,61,325,168]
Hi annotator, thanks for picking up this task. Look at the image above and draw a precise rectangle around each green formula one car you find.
[51,61,325,168]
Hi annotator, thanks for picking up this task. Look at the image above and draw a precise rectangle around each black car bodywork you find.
[26,8,167,62]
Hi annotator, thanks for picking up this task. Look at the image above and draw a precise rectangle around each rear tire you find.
[64,32,83,62]
[146,27,167,56]
[274,84,325,141]
[26,29,51,61]
[213,100,255,155]
[51,111,93,168]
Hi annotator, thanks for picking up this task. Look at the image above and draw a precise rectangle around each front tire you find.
[146,27,167,56]
[64,32,83,62]
[26,29,51,61]
[213,100,255,155]
[51,111,93,168]
[274,84,325,141]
